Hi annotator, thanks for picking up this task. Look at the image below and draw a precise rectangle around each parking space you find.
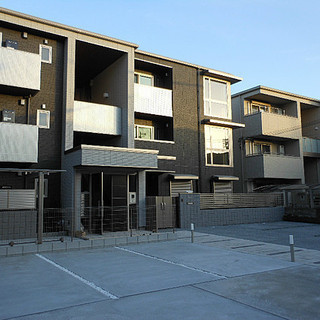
[196,221,320,250]
[1,239,320,319]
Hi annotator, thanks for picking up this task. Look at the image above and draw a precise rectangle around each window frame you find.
[246,140,273,156]
[205,125,233,167]
[203,77,231,119]
[245,100,286,116]
[134,71,154,86]
[134,124,154,140]
[39,44,52,64]
[37,110,50,129]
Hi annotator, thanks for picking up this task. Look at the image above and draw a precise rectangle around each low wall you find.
[179,194,284,228]
[0,210,37,240]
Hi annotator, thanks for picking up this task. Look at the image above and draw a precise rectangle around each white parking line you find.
[115,246,227,279]
[35,254,118,300]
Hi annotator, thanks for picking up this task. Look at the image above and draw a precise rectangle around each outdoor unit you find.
[1,110,15,123]
[5,40,18,49]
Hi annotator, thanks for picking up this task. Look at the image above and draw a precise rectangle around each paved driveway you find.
[1,239,320,320]
[196,221,320,250]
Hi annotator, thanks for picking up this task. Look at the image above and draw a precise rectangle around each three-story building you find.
[0,8,243,234]
[232,86,320,192]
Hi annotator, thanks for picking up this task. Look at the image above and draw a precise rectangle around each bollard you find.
[191,223,194,243]
[289,234,295,262]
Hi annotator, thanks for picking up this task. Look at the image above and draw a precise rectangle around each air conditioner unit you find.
[5,40,18,49]
[1,110,15,123]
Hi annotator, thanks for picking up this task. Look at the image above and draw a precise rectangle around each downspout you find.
[24,95,32,189]
[197,68,202,193]
[239,99,245,192]
[26,94,31,124]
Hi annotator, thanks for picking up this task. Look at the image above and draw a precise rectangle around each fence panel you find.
[200,193,283,210]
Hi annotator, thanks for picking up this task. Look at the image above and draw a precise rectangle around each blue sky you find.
[1,0,319,98]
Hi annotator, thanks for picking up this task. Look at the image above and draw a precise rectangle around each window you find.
[135,124,154,140]
[134,72,153,86]
[246,101,285,116]
[37,110,50,129]
[204,78,230,119]
[205,125,232,166]
[246,140,273,156]
[214,181,232,193]
[39,44,52,63]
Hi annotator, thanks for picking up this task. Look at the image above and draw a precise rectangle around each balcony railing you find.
[73,101,121,135]
[134,84,172,117]
[243,112,300,139]
[0,122,38,163]
[245,153,303,180]
[303,137,320,154]
[0,47,41,92]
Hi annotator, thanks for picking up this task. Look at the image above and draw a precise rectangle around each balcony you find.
[67,145,158,169]
[303,137,320,155]
[134,84,172,117]
[243,112,300,139]
[0,122,38,163]
[73,101,121,135]
[245,153,303,180]
[0,47,41,94]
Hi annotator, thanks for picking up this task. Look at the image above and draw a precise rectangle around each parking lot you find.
[196,221,320,250]
[1,223,320,320]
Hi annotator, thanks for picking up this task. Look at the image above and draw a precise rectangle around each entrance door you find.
[111,175,128,232]
[80,173,128,234]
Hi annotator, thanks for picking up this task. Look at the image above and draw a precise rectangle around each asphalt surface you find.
[196,221,320,250]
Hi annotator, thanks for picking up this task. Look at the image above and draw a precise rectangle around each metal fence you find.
[200,193,284,210]
[0,201,178,244]
[0,208,73,244]
[81,202,177,235]
[81,206,137,234]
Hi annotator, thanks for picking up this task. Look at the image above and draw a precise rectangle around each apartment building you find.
[0,8,243,233]
[232,86,320,193]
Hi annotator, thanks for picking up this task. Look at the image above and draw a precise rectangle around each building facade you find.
[232,86,320,193]
[0,8,243,233]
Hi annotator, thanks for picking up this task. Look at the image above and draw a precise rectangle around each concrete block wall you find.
[179,193,284,228]
[0,210,37,240]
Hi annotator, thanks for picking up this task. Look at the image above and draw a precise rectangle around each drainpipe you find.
[197,68,202,193]
[239,137,246,192]
[26,95,31,124]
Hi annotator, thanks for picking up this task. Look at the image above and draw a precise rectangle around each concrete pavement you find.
[1,237,320,320]
[195,221,320,250]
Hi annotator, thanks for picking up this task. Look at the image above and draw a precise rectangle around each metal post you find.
[71,207,74,242]
[130,207,133,237]
[191,223,194,243]
[289,235,295,262]
[100,172,104,235]
[37,172,44,244]
[89,173,92,233]
[155,205,158,233]
[127,174,130,232]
